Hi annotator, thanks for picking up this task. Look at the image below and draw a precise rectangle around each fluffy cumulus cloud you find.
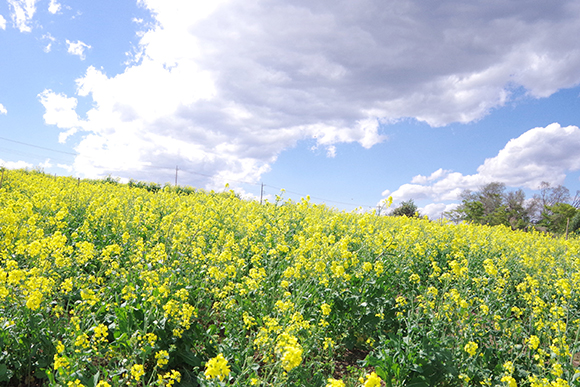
[40,0,580,188]
[48,0,61,14]
[37,90,81,143]
[477,123,580,188]
[385,123,580,217]
[0,103,7,115]
[38,90,80,129]
[0,14,7,30]
[66,40,91,60]
[7,0,38,32]
[0,158,33,169]
[420,203,459,220]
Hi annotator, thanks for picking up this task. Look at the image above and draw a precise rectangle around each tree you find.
[572,190,580,209]
[533,182,579,235]
[390,199,420,218]
[460,199,485,224]
[479,182,506,216]
[444,182,533,230]
[504,189,533,230]
[445,181,578,235]
[538,203,578,235]
[570,211,580,235]
[536,181,570,208]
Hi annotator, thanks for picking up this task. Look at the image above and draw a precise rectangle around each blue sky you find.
[1,0,580,217]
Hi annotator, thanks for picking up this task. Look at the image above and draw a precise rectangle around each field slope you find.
[1,169,579,386]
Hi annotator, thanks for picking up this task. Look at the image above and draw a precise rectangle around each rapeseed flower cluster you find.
[361,372,382,387]
[1,169,580,386]
[204,353,230,381]
[464,341,478,357]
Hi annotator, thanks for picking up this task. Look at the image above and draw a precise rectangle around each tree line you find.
[388,182,580,236]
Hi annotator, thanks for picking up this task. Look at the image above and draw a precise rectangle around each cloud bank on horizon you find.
[3,0,580,213]
[384,123,580,218]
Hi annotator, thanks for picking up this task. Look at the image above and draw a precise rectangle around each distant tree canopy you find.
[540,203,577,234]
[534,183,580,235]
[390,199,421,218]
[444,181,580,235]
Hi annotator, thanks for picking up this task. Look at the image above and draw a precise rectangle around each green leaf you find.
[0,363,8,382]
[407,377,429,387]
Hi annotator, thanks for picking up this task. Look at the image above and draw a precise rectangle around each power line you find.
[166,171,376,208]
[0,144,378,209]
[112,164,379,208]
[0,146,72,165]
[144,164,262,187]
[0,136,78,156]
[263,183,376,208]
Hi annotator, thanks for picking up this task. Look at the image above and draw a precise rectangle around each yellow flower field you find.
[0,168,579,386]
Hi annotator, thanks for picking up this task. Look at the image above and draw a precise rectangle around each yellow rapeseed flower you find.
[93,324,108,341]
[528,335,540,350]
[131,364,145,381]
[326,378,346,387]
[362,372,382,387]
[281,345,303,372]
[551,363,563,378]
[409,273,420,283]
[204,353,230,381]
[25,290,43,310]
[53,354,69,370]
[464,341,478,357]
[501,375,517,387]
[156,350,170,368]
[503,361,515,375]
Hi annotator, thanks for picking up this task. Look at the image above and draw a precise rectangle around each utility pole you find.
[175,166,179,186]
[260,183,264,204]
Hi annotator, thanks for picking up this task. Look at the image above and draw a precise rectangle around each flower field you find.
[1,168,579,387]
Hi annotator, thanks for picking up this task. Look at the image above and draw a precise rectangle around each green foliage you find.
[538,203,579,235]
[128,179,162,193]
[443,182,578,233]
[571,211,580,235]
[390,199,420,218]
[445,183,520,228]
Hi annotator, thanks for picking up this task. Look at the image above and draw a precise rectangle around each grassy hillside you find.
[0,169,579,386]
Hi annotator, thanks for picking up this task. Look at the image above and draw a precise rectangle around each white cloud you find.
[0,158,33,169]
[0,103,7,115]
[0,14,6,30]
[411,168,452,184]
[58,128,78,143]
[420,202,459,220]
[42,33,56,53]
[477,123,580,188]
[385,123,580,213]
[48,0,61,14]
[7,0,38,32]
[66,40,91,60]
[39,159,53,169]
[388,171,485,203]
[41,0,580,188]
[57,163,73,173]
[38,90,80,132]
[326,145,337,158]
